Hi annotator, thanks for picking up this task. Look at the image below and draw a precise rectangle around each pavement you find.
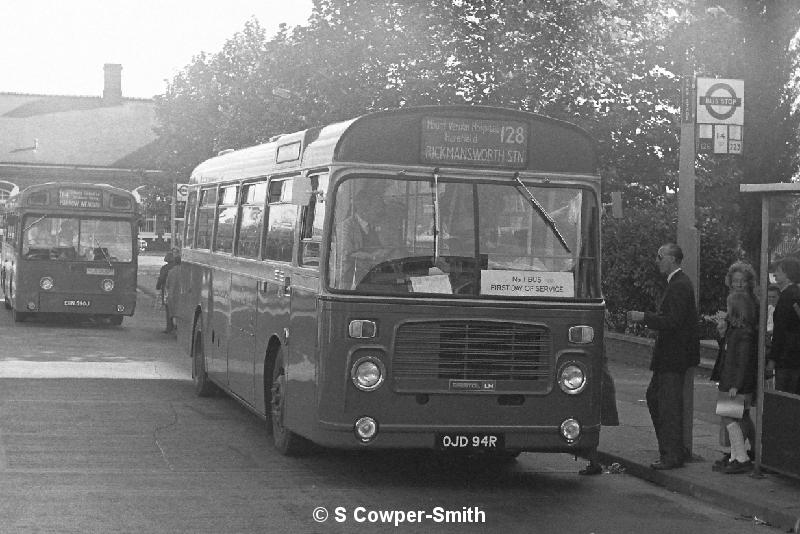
[599,338,800,533]
[134,256,800,532]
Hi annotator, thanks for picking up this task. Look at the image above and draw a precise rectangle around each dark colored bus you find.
[0,182,139,324]
[177,106,604,457]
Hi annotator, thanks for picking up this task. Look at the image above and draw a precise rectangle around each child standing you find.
[714,263,758,474]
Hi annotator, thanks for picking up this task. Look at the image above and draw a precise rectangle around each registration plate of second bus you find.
[64,299,91,307]
[436,433,505,451]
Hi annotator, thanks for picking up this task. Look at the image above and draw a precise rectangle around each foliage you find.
[151,0,800,333]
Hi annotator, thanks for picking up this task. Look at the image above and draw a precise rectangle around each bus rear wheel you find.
[269,348,310,456]
[191,327,217,397]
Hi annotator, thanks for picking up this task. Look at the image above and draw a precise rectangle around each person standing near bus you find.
[156,249,179,333]
[164,251,182,335]
[628,243,700,470]
[768,256,800,394]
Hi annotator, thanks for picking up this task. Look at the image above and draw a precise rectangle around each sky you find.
[0,0,313,99]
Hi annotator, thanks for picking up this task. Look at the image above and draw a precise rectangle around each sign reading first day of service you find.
[480,270,574,298]
[696,78,744,125]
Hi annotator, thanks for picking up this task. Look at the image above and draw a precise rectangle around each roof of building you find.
[0,92,162,170]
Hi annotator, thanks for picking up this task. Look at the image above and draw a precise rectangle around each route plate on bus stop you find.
[436,433,505,451]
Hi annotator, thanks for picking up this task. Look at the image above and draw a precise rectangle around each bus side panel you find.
[255,261,291,410]
[228,272,257,405]
[207,269,231,386]
[284,269,320,439]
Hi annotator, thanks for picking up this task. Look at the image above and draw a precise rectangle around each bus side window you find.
[196,187,217,250]
[263,179,296,263]
[299,174,328,268]
[236,181,266,259]
[184,190,198,248]
[213,184,238,254]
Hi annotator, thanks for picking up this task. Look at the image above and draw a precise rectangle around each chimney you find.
[103,63,122,104]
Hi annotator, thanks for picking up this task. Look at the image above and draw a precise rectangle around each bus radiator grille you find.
[392,321,551,390]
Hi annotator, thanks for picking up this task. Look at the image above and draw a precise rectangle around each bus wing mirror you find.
[291,176,313,205]
[603,191,623,219]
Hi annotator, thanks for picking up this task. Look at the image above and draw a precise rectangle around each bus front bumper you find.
[311,420,600,454]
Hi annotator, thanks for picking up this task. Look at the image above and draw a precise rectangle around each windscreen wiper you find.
[93,238,113,268]
[22,215,47,233]
[513,173,571,254]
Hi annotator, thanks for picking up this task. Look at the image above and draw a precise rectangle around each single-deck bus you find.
[177,106,604,457]
[0,182,139,324]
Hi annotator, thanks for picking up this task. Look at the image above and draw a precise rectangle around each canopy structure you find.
[740,182,800,479]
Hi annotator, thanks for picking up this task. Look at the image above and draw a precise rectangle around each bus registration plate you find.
[436,433,504,451]
[64,300,91,307]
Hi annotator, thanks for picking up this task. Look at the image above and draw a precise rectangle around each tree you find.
[152,0,800,318]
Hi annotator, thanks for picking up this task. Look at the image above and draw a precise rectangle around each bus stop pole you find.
[678,74,698,459]
[170,181,176,249]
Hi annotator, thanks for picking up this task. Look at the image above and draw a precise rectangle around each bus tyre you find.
[269,348,310,456]
[191,328,217,397]
[12,309,28,323]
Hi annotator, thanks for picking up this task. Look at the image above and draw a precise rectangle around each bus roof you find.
[189,106,597,184]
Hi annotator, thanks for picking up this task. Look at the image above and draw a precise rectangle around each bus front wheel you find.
[12,309,28,323]
[269,348,310,456]
[191,327,217,397]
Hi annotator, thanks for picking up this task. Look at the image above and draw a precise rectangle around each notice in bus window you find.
[421,117,528,168]
[480,271,574,298]
[410,274,453,294]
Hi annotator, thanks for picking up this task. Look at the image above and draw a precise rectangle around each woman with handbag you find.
[713,262,759,474]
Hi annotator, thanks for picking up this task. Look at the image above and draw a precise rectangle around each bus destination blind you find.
[59,189,103,208]
[421,117,529,168]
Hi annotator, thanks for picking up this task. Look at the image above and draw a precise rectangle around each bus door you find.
[197,186,228,384]
[286,174,327,436]
[257,178,296,394]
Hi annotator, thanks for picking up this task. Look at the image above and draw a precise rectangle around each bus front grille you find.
[392,321,552,391]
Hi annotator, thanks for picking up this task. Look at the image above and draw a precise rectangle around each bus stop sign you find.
[696,78,744,125]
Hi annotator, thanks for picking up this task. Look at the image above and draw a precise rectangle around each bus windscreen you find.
[329,176,599,298]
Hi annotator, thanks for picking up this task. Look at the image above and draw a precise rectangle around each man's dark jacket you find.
[644,269,701,373]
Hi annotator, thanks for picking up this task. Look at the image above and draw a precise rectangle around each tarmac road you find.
[0,277,784,533]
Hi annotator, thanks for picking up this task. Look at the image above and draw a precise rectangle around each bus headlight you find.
[350,356,385,391]
[561,418,581,442]
[101,279,114,292]
[40,277,54,290]
[558,363,587,395]
[354,416,378,442]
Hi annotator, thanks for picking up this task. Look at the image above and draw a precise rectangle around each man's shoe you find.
[578,463,603,476]
[724,460,752,474]
[650,459,684,470]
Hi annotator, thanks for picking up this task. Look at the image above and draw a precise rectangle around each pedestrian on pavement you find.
[579,353,620,475]
[767,256,800,394]
[156,249,179,333]
[712,262,758,474]
[627,243,700,470]
[164,252,182,335]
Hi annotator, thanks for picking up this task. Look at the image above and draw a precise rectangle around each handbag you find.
[715,391,745,419]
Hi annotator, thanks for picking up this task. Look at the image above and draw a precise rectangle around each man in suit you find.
[628,243,700,470]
